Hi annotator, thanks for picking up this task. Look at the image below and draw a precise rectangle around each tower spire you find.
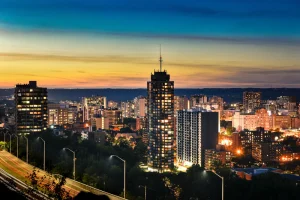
[159,44,163,72]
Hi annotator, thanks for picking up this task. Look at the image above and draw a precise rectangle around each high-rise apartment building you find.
[134,96,147,118]
[243,91,261,113]
[48,103,77,126]
[121,100,135,118]
[177,108,219,167]
[147,54,174,172]
[15,81,48,134]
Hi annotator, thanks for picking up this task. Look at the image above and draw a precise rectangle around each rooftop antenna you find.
[159,44,163,72]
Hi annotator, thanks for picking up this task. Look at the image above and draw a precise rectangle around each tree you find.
[294,165,300,175]
[120,127,133,133]
[25,167,39,191]
[134,141,147,162]
[26,168,71,200]
[163,177,182,200]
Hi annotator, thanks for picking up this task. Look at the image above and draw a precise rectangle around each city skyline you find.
[1,0,300,88]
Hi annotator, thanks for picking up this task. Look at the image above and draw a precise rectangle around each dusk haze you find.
[1,0,300,88]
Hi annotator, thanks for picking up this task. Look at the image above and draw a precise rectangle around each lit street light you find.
[204,170,224,200]
[38,137,45,171]
[63,148,76,180]
[110,155,126,199]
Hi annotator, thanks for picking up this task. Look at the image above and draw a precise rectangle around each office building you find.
[147,53,174,172]
[15,81,48,134]
[177,108,219,167]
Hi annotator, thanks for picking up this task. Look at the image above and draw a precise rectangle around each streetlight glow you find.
[110,155,126,199]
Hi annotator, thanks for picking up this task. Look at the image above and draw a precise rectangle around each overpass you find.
[0,150,126,200]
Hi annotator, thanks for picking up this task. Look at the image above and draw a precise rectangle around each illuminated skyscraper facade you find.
[147,54,174,172]
[15,81,48,134]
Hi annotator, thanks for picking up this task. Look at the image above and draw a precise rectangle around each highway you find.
[0,150,125,200]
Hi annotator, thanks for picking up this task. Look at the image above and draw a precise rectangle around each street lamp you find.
[12,134,19,158]
[23,135,28,163]
[110,155,126,199]
[139,185,147,200]
[204,170,224,200]
[63,148,76,180]
[38,137,45,171]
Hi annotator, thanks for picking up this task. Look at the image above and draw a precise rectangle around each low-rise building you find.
[205,145,232,170]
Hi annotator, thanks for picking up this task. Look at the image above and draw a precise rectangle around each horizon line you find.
[0,87,299,90]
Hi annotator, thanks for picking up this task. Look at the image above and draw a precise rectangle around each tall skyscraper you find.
[177,108,219,167]
[243,91,261,113]
[15,81,48,135]
[147,52,174,172]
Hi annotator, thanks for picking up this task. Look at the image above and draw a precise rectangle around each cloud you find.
[0,53,153,64]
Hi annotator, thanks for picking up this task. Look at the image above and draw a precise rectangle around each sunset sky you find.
[0,0,300,88]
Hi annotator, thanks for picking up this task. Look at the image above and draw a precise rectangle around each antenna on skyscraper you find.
[159,44,163,72]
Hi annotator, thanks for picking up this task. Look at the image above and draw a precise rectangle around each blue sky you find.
[1,0,300,37]
[0,0,300,88]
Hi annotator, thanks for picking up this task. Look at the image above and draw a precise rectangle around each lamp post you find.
[110,155,126,199]
[139,185,147,200]
[38,137,45,171]
[205,170,224,200]
[12,134,19,158]
[63,148,76,180]
[23,135,28,163]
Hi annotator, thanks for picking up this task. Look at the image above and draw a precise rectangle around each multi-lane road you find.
[0,150,125,200]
